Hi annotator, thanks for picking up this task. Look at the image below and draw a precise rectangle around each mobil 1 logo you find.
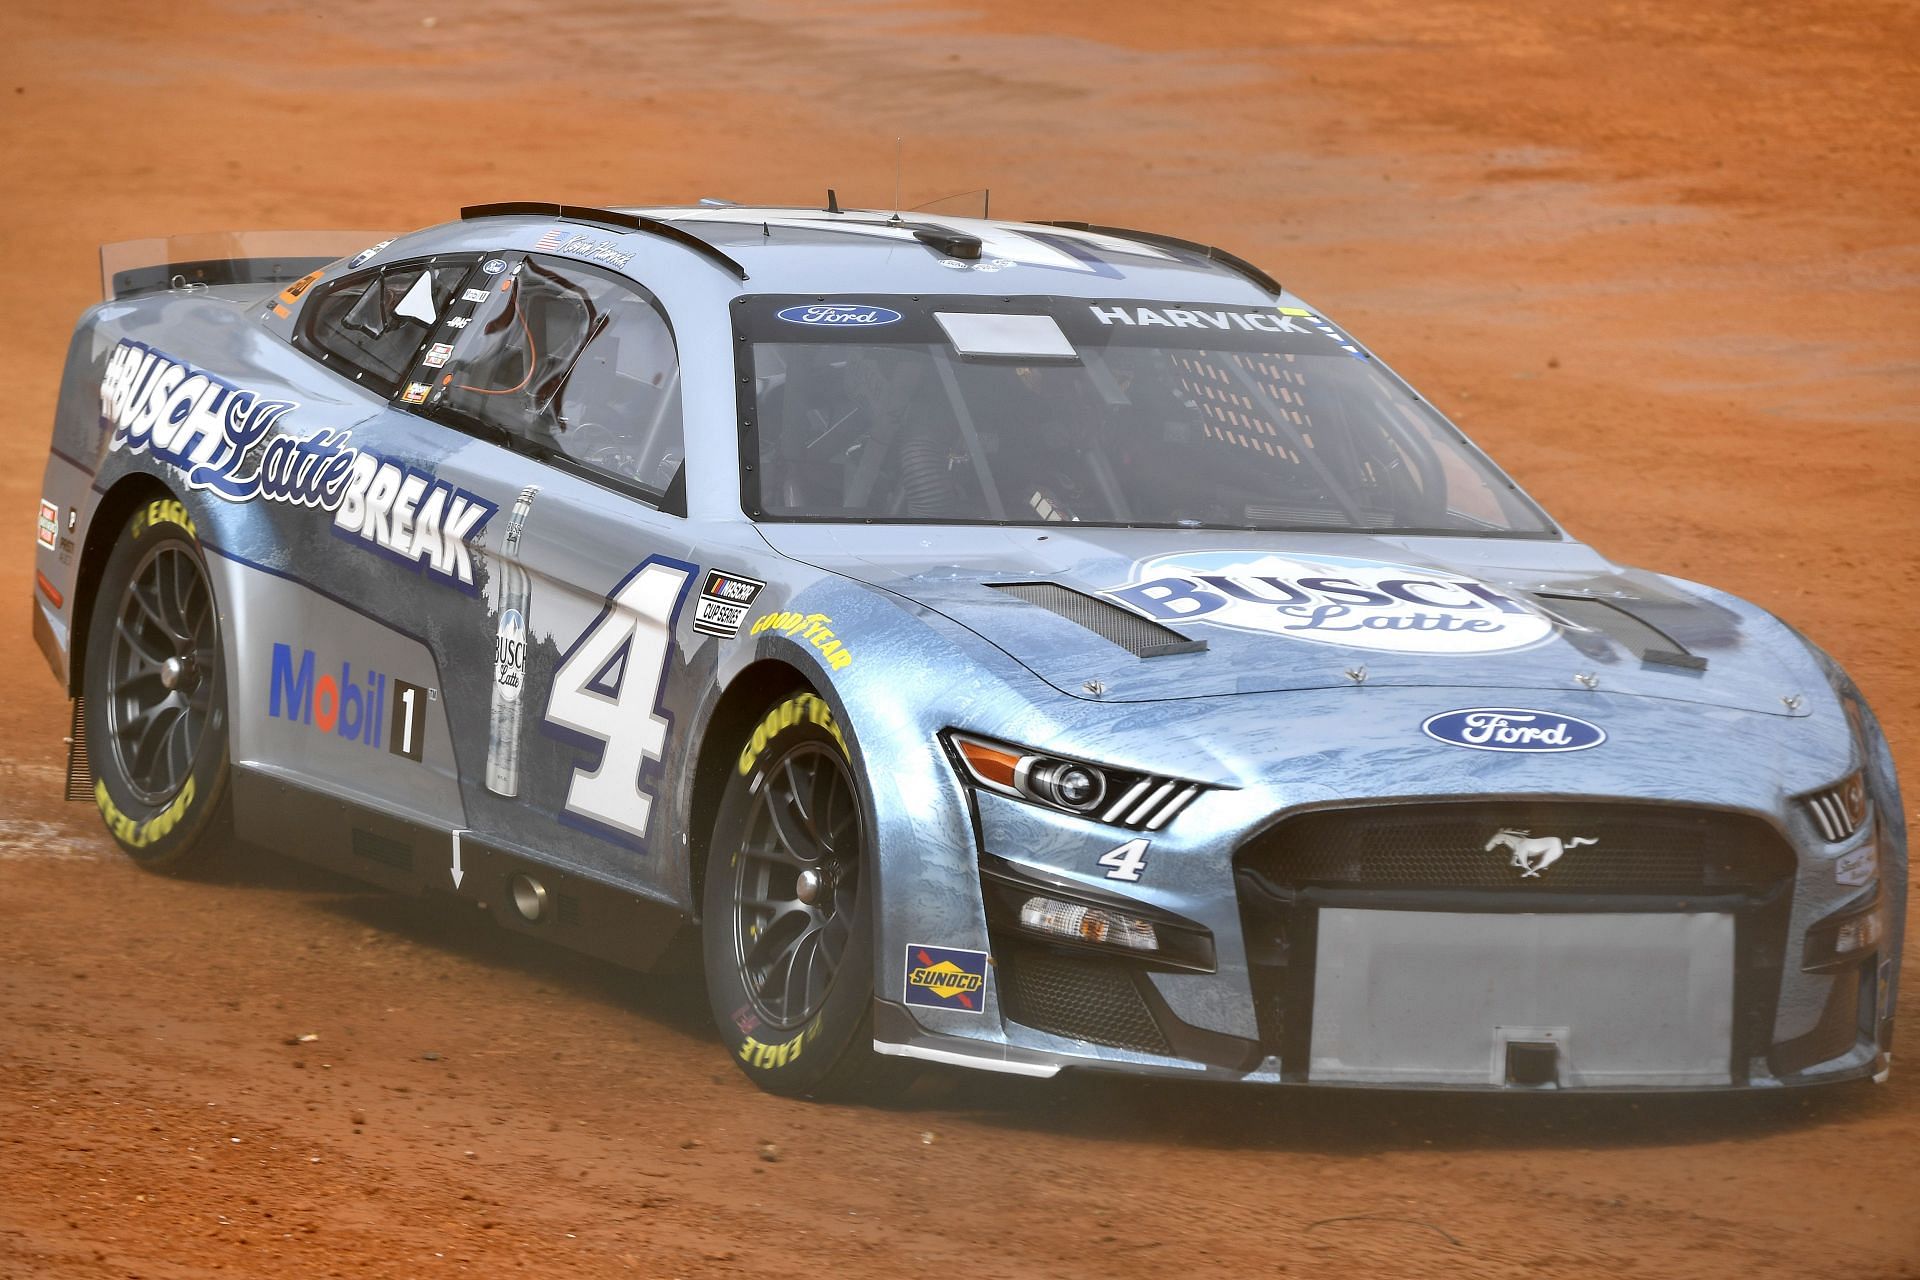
[691,569,765,638]
[268,642,429,762]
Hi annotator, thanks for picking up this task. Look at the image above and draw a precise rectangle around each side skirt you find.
[228,765,689,972]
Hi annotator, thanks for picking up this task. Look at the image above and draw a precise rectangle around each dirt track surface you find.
[3,1,1918,1275]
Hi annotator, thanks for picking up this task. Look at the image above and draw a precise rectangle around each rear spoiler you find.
[100,230,394,301]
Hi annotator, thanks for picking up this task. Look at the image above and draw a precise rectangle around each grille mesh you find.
[998,947,1170,1055]
[1240,802,1796,894]
[989,582,1204,658]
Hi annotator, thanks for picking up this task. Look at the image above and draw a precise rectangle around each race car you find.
[32,201,1904,1096]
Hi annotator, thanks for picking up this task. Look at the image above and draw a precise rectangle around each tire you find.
[701,691,902,1099]
[81,499,232,872]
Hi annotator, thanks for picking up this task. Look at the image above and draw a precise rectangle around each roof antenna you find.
[984,188,990,220]
[826,187,841,214]
[889,138,903,225]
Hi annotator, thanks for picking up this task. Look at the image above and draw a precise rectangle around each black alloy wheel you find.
[730,740,863,1031]
[105,539,219,805]
[83,503,232,870]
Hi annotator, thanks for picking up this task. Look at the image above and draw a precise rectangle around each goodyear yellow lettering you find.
[748,610,854,671]
[95,775,196,849]
[736,1017,823,1071]
[737,692,848,776]
[130,498,197,541]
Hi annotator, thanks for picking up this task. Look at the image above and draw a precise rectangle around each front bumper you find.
[874,783,1898,1092]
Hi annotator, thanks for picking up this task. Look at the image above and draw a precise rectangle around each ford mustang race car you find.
[33,202,1904,1096]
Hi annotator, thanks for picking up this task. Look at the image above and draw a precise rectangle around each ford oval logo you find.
[1422,708,1606,753]
[776,304,903,327]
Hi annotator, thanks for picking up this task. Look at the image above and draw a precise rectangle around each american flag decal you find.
[535,228,568,251]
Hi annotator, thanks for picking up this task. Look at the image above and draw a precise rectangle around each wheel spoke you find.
[732,740,863,1031]
[764,782,825,864]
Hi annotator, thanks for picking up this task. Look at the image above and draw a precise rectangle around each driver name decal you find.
[1106,550,1555,655]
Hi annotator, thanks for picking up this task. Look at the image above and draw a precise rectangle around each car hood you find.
[756,525,1813,716]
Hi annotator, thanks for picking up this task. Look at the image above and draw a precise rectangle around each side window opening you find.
[302,258,474,392]
[433,256,685,502]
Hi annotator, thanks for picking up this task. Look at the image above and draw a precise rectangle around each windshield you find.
[738,296,1554,536]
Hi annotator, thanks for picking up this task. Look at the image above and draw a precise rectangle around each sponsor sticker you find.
[461,287,492,304]
[445,315,471,330]
[422,342,455,369]
[904,945,988,1013]
[347,239,394,270]
[401,382,431,405]
[268,642,427,761]
[1422,708,1607,753]
[1835,845,1877,888]
[330,454,496,590]
[1106,550,1555,655]
[692,569,766,638]
[776,304,903,327]
[482,257,507,275]
[36,499,57,549]
[748,609,853,669]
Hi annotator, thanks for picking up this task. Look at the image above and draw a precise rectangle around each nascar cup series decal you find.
[1422,708,1606,753]
[903,945,988,1013]
[776,304,903,327]
[1105,550,1555,655]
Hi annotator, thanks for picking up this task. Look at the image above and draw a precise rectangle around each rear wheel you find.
[82,503,232,871]
[701,692,899,1098]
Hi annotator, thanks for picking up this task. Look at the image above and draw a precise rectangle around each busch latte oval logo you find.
[776,304,903,327]
[1106,551,1555,655]
[1422,708,1606,753]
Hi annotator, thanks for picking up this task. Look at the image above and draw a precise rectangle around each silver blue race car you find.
[32,202,1904,1097]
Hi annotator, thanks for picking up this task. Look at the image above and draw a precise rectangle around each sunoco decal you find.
[776,304,902,328]
[1106,550,1555,655]
[1423,708,1606,753]
[903,945,987,1013]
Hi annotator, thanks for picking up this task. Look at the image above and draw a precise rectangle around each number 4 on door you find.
[544,556,696,847]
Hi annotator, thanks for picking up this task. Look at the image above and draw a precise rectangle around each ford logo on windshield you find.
[1422,708,1606,753]
[776,304,903,327]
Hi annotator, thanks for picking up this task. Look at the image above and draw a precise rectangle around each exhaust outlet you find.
[509,873,549,923]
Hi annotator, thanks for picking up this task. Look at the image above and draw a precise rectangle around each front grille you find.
[997,945,1170,1055]
[1239,802,1797,895]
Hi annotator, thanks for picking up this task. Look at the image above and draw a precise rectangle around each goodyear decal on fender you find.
[96,776,195,849]
[903,945,988,1013]
[748,611,853,670]
[737,692,846,776]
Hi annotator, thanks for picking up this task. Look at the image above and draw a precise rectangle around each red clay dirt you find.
[1,1,1917,1276]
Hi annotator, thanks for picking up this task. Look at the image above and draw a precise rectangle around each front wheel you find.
[81,501,232,871]
[701,691,898,1098]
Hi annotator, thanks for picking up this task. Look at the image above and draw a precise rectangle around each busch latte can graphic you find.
[484,486,539,797]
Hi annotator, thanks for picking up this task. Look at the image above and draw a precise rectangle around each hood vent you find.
[990,582,1207,659]
[1533,593,1708,671]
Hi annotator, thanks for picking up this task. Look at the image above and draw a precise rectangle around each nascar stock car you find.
[32,202,1903,1097]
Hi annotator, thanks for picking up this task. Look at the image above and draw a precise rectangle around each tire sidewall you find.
[83,502,230,869]
[702,691,875,1096]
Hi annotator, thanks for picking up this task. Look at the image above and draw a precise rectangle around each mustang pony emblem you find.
[1484,829,1597,878]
